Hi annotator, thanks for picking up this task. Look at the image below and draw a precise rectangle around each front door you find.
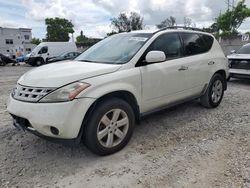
[139,33,190,112]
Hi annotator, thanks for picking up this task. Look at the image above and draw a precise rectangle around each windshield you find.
[59,52,69,57]
[75,33,152,64]
[237,44,250,54]
[31,44,42,54]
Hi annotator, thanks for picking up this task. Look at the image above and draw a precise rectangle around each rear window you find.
[199,34,214,52]
[180,33,213,56]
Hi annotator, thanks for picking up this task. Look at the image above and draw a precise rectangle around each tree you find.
[31,38,41,45]
[45,17,74,42]
[184,17,193,27]
[202,23,219,33]
[216,0,250,36]
[156,16,176,29]
[130,12,144,31]
[110,12,144,33]
[76,30,88,43]
[106,31,118,36]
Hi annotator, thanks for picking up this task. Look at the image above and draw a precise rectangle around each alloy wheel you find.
[97,109,129,148]
[211,80,223,103]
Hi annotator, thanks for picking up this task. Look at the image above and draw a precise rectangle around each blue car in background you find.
[16,54,30,63]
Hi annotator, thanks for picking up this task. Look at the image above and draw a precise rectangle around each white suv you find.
[7,28,229,155]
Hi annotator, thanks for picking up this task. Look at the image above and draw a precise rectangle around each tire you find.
[36,59,44,66]
[200,73,225,108]
[0,61,6,66]
[84,98,135,156]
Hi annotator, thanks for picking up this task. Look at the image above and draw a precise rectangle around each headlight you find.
[39,82,90,102]
[228,60,232,68]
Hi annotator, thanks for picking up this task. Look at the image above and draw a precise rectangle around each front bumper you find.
[229,68,250,79]
[11,114,79,145]
[7,96,95,140]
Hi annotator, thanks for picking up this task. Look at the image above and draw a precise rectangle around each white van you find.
[27,42,77,66]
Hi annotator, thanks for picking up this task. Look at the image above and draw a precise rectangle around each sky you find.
[0,0,249,39]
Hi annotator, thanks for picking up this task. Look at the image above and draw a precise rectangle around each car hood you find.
[227,53,250,60]
[18,61,121,87]
[49,57,63,61]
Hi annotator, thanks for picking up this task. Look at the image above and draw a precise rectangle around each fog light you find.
[50,126,59,135]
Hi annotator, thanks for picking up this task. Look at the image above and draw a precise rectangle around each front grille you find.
[12,84,55,102]
[229,59,250,70]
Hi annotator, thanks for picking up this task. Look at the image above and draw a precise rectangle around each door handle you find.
[208,61,215,65]
[178,66,188,71]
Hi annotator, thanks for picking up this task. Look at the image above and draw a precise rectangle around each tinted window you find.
[148,33,182,60]
[39,46,48,54]
[181,33,209,56]
[200,34,214,51]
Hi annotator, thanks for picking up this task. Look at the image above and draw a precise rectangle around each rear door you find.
[179,33,213,93]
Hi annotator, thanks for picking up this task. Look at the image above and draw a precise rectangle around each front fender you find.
[78,68,142,106]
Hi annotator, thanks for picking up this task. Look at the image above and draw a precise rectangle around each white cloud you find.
[1,0,249,38]
[0,16,28,28]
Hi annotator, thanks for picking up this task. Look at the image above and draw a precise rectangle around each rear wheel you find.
[84,98,135,156]
[0,61,6,66]
[200,74,225,108]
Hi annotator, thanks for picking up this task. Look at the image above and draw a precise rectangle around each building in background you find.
[0,27,36,58]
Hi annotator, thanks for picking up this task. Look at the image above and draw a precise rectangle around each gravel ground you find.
[0,65,250,188]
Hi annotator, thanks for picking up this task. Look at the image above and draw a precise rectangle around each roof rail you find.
[157,26,203,32]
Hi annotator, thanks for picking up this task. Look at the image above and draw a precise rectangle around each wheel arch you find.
[77,90,140,142]
[214,69,227,90]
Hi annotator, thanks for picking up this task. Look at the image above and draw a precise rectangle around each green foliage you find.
[216,0,250,36]
[110,12,144,33]
[45,17,74,42]
[202,23,221,39]
[156,16,176,29]
[76,30,88,43]
[31,38,41,45]
[106,31,117,36]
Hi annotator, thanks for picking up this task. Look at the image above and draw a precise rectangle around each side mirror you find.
[230,50,236,54]
[145,51,166,63]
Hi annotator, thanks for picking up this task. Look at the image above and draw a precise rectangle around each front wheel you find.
[200,74,225,108]
[35,59,44,66]
[84,98,135,156]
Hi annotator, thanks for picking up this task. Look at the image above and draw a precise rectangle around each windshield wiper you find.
[78,59,95,62]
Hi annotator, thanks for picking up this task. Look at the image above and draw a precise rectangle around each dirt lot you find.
[0,65,250,188]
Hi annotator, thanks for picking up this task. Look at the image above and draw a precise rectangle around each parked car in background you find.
[7,28,228,155]
[0,53,16,66]
[227,43,250,81]
[0,56,3,66]
[47,52,81,63]
[16,54,30,63]
[27,42,77,66]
